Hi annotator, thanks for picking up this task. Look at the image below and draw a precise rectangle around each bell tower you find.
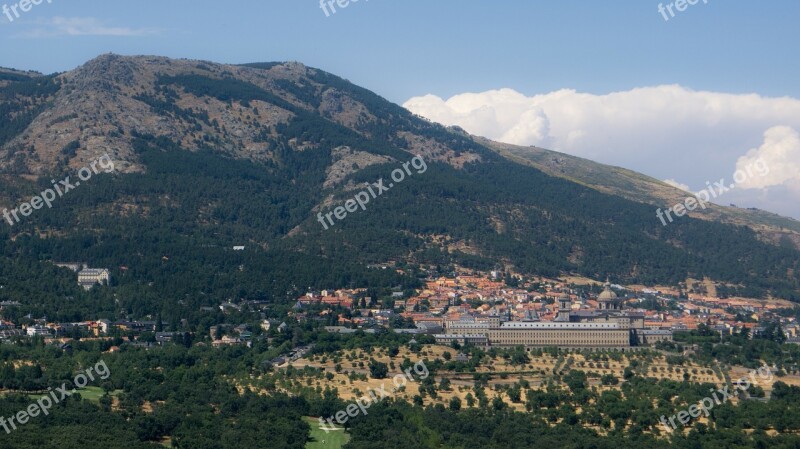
[556,291,571,322]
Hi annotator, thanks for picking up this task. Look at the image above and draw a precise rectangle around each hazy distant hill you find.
[483,137,800,245]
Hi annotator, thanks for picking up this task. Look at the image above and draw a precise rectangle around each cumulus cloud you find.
[735,126,800,189]
[404,86,800,218]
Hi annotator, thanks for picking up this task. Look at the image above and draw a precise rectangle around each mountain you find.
[0,54,798,321]
[483,137,800,246]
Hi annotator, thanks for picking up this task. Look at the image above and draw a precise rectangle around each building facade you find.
[78,268,110,290]
[438,282,672,350]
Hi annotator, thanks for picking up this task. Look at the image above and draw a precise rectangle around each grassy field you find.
[27,387,121,403]
[74,386,107,402]
[304,416,350,449]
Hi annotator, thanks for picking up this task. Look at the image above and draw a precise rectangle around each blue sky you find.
[1,0,798,102]
[2,0,800,218]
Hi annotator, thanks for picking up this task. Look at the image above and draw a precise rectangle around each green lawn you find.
[27,387,121,403]
[74,386,107,402]
[304,416,350,449]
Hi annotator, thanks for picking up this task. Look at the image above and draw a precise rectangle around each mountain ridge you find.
[481,137,800,241]
[0,53,798,313]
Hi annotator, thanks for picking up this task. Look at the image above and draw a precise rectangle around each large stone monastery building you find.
[438,282,672,350]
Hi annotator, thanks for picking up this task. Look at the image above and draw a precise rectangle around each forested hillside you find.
[0,55,798,325]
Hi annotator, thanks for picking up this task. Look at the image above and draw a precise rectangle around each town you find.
[2,265,797,352]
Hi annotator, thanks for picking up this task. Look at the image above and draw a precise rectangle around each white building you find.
[26,325,51,337]
[78,268,110,290]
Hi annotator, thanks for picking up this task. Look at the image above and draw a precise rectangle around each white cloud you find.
[16,17,160,38]
[735,126,800,190]
[404,86,800,218]
[663,179,690,192]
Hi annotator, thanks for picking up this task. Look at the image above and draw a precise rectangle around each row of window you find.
[487,331,628,346]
